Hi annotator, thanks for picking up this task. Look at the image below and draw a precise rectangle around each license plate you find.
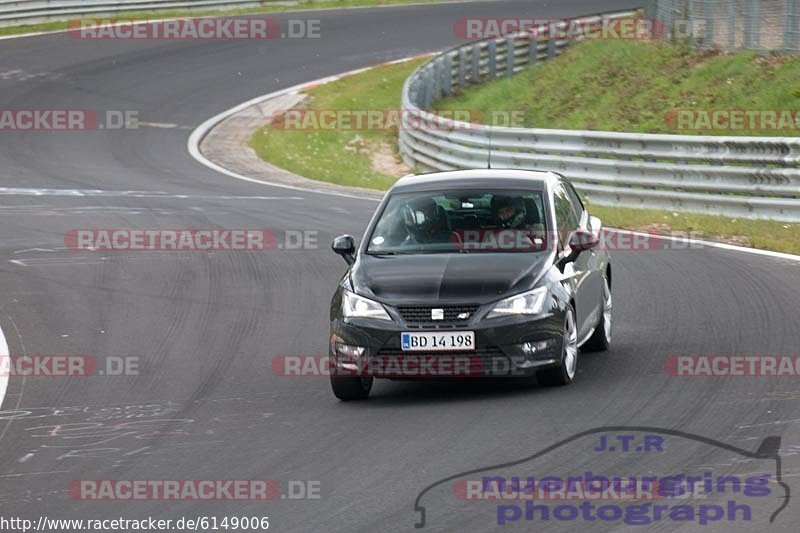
[401,331,475,351]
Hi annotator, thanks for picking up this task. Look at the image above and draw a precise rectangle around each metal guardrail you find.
[399,11,800,222]
[0,0,264,26]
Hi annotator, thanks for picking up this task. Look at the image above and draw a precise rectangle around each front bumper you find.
[330,312,564,379]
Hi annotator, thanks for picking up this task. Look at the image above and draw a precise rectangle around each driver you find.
[491,195,526,229]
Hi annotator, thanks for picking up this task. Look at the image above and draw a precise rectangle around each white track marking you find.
[0,322,9,409]
[606,228,800,263]
[187,56,428,202]
[0,14,234,41]
[135,121,189,129]
[0,470,70,477]
[13,248,57,254]
[0,187,302,200]
[9,255,200,268]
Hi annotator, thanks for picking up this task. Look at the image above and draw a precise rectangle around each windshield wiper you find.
[366,250,419,256]
[367,249,457,256]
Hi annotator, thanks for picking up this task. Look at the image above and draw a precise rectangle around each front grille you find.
[396,305,480,324]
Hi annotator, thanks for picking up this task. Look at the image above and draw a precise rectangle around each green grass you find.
[0,0,455,37]
[250,58,425,190]
[588,205,800,255]
[436,40,800,135]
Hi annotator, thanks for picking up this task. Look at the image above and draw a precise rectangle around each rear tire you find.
[584,274,612,352]
[330,376,373,401]
[538,307,578,387]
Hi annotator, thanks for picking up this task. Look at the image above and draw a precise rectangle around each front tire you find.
[537,306,578,387]
[583,273,612,352]
[330,376,373,401]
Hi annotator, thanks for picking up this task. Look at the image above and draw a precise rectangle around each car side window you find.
[553,184,579,248]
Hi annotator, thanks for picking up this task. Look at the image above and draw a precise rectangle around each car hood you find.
[350,252,553,306]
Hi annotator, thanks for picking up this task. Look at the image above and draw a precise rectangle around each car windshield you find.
[366,189,549,254]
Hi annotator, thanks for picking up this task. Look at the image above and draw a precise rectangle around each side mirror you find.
[569,228,600,253]
[589,215,602,238]
[331,235,356,265]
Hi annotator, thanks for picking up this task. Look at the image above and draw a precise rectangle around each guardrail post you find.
[434,60,443,100]
[751,0,761,48]
[458,48,467,90]
[752,0,761,48]
[702,1,713,48]
[442,54,452,96]
[743,1,751,48]
[744,0,760,48]
[562,20,571,49]
[506,37,515,77]
[786,0,799,52]
[423,68,433,109]
[407,77,418,108]
[659,3,672,42]
[643,0,655,18]
[471,43,480,83]
[528,33,538,66]
[547,25,557,59]
[487,40,497,79]
[688,0,697,46]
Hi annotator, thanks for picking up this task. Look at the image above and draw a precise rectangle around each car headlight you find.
[487,287,548,319]
[342,290,392,321]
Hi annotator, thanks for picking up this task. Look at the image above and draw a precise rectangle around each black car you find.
[328,170,612,400]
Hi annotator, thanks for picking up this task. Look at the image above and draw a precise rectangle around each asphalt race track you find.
[1,1,799,531]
